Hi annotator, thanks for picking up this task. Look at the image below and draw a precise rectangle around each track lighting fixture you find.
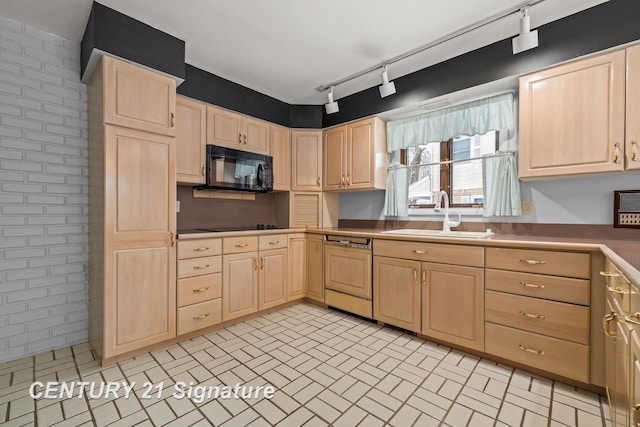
[512,6,539,55]
[378,65,396,98]
[325,86,339,114]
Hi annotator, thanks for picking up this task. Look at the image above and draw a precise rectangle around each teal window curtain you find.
[482,151,521,217]
[383,164,409,217]
[387,93,515,152]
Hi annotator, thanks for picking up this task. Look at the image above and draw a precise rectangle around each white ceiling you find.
[0,0,608,104]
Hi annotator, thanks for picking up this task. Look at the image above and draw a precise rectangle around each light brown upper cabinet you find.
[323,117,388,191]
[291,130,322,191]
[625,45,640,171]
[518,48,640,178]
[206,105,270,155]
[175,96,207,184]
[270,124,291,191]
[102,56,176,136]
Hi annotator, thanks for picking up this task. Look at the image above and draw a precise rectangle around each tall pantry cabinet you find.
[88,56,177,364]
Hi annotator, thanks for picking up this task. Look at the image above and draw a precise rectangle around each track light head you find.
[325,86,339,114]
[512,6,539,55]
[378,65,396,98]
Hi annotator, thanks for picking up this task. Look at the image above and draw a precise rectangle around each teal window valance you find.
[386,93,515,152]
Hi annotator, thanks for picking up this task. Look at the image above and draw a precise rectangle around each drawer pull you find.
[413,250,428,254]
[624,313,640,326]
[600,270,621,277]
[520,259,546,265]
[413,268,418,283]
[518,345,544,356]
[518,311,546,320]
[193,264,210,270]
[519,282,544,289]
[633,404,640,426]
[602,312,617,338]
[235,243,249,248]
[193,247,210,252]
[192,287,210,293]
[193,313,210,320]
[268,240,280,245]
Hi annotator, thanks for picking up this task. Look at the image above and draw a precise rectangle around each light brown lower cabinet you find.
[288,234,306,301]
[631,330,640,427]
[258,248,288,310]
[222,252,259,321]
[306,234,324,302]
[422,263,484,351]
[373,256,421,332]
[603,294,631,427]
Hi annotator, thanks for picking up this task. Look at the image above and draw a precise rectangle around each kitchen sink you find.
[380,229,494,239]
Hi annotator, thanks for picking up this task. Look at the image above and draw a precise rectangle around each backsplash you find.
[176,185,278,230]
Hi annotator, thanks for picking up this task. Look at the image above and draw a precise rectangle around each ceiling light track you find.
[316,0,546,94]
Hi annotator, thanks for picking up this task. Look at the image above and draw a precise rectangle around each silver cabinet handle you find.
[519,282,544,289]
[518,344,544,356]
[412,250,428,254]
[193,247,210,252]
[192,287,210,293]
[235,243,249,248]
[193,264,210,270]
[519,311,546,320]
[520,259,546,265]
[193,313,210,320]
[268,241,280,245]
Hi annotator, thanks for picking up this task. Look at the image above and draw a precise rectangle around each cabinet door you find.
[259,248,288,310]
[346,119,374,189]
[306,235,324,302]
[289,192,322,228]
[373,256,421,332]
[288,235,306,300]
[422,263,484,351]
[103,125,176,358]
[614,315,631,427]
[102,56,176,136]
[207,105,243,149]
[176,96,206,184]
[271,125,291,191]
[604,298,617,423]
[626,45,640,171]
[222,252,258,321]
[324,245,371,299]
[631,330,640,427]
[323,126,346,190]
[519,50,625,178]
[243,116,270,155]
[291,130,322,191]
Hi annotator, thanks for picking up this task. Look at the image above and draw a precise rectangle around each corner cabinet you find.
[176,96,207,184]
[88,56,177,363]
[519,46,640,178]
[291,130,322,191]
[323,117,388,191]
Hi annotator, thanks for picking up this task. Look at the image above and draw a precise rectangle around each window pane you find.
[407,144,440,206]
[451,132,496,204]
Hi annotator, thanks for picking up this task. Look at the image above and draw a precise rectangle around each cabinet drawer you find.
[325,289,372,319]
[485,322,589,383]
[374,240,483,267]
[177,238,222,260]
[259,234,288,250]
[485,269,590,305]
[486,247,590,278]
[177,256,222,279]
[177,274,222,307]
[177,299,222,335]
[486,291,589,344]
[223,236,258,254]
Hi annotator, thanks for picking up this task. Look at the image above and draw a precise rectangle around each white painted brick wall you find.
[0,16,88,363]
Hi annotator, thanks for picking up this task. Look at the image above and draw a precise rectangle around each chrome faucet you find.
[434,190,461,232]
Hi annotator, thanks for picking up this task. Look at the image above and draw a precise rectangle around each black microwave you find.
[203,145,273,193]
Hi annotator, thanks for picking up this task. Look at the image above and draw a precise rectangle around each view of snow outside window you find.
[407,131,497,206]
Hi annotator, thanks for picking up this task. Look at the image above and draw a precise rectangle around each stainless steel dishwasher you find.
[323,235,373,318]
